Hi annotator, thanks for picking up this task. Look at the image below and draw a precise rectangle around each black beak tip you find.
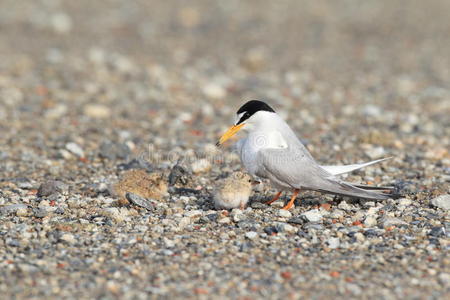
[215,141,221,147]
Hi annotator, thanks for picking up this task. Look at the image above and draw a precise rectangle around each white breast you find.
[237,130,287,177]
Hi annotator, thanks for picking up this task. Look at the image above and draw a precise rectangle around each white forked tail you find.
[321,157,392,176]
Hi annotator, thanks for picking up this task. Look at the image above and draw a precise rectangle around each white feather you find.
[320,157,392,176]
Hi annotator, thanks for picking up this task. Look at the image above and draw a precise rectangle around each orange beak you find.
[216,123,245,146]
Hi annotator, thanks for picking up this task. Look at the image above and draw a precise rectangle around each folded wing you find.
[258,148,390,200]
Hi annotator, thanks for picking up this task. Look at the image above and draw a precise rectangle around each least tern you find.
[214,171,252,210]
[216,100,392,210]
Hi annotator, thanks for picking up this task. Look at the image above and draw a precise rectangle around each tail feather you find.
[315,179,391,200]
[321,157,392,176]
[352,183,401,199]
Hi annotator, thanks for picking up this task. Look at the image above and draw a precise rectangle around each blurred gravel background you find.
[0,0,449,299]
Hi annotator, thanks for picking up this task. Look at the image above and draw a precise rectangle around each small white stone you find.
[66,142,85,158]
[39,200,50,207]
[218,217,231,224]
[232,211,245,222]
[277,209,292,218]
[365,146,385,159]
[83,104,111,119]
[245,231,258,239]
[381,217,407,228]
[364,216,378,227]
[60,233,76,244]
[301,209,322,222]
[178,217,191,228]
[16,207,29,217]
[202,83,226,100]
[51,13,72,34]
[398,198,412,206]
[327,237,340,249]
[279,223,296,233]
[438,273,450,285]
[191,159,211,174]
[365,206,381,216]
[163,238,175,248]
[330,209,344,219]
[431,195,450,210]
[184,210,203,218]
[354,232,365,242]
[337,201,352,211]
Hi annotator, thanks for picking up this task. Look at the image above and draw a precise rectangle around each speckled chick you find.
[113,169,168,206]
[214,171,252,210]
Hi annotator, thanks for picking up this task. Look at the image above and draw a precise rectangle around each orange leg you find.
[265,191,282,205]
[282,189,300,210]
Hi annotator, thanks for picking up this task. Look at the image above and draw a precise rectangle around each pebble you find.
[60,233,76,244]
[301,209,323,223]
[337,201,353,211]
[33,207,48,218]
[191,159,212,174]
[275,222,297,233]
[51,13,72,34]
[330,209,345,219]
[277,209,292,218]
[398,198,413,206]
[431,195,450,210]
[168,164,190,186]
[16,207,30,217]
[202,83,226,100]
[185,210,203,218]
[353,232,365,242]
[101,207,129,223]
[327,237,340,249]
[0,204,28,215]
[37,180,67,197]
[99,142,130,160]
[218,217,231,224]
[245,231,258,239]
[83,104,111,118]
[438,273,450,285]
[16,181,34,189]
[66,142,85,158]
[364,216,378,227]
[365,146,385,159]
[126,192,154,211]
[381,217,407,228]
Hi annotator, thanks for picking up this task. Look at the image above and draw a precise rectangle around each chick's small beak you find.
[216,123,245,146]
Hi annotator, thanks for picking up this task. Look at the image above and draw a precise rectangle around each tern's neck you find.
[256,113,289,132]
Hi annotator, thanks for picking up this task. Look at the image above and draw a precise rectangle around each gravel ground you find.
[1,1,449,299]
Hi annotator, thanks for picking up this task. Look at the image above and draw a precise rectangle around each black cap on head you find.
[236,100,275,124]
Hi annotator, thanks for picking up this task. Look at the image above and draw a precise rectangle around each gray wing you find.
[258,147,389,200]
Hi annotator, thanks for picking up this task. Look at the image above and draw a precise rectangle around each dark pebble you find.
[264,226,279,235]
[33,207,48,218]
[205,213,218,222]
[168,163,190,186]
[37,180,67,197]
[288,217,305,225]
[126,192,154,211]
[428,226,445,237]
[364,229,383,237]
